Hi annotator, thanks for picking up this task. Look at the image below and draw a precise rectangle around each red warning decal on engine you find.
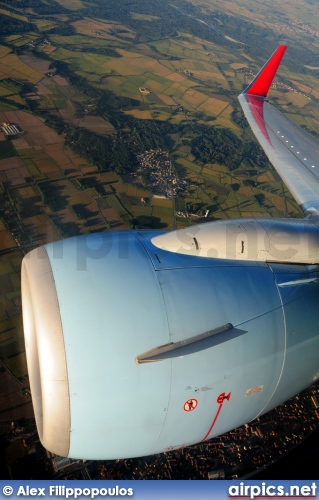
[201,392,232,442]
[217,392,231,404]
[183,398,198,412]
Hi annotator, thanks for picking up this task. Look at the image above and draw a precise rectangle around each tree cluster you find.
[63,126,137,175]
[190,124,269,171]
[1,0,70,14]
[0,13,29,34]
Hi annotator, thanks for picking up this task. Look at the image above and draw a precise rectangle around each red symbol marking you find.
[201,392,231,442]
[183,398,198,412]
[217,392,231,404]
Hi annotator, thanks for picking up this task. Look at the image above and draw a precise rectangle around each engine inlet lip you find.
[21,247,71,457]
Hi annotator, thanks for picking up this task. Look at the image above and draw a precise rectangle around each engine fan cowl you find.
[22,232,170,459]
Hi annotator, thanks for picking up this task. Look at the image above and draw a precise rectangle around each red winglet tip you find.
[244,45,287,98]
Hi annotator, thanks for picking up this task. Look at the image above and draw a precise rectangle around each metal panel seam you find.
[254,268,287,418]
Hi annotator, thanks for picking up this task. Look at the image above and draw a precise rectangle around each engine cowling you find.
[21,225,319,459]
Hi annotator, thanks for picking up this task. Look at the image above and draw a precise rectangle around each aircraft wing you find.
[239,45,319,216]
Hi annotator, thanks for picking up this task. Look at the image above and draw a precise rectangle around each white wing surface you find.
[239,46,319,216]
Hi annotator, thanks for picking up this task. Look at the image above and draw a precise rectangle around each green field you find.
[107,194,130,216]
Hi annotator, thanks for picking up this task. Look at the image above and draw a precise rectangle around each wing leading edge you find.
[239,46,319,216]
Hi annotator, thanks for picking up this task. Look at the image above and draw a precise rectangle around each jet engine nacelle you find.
[21,222,319,459]
[152,217,319,263]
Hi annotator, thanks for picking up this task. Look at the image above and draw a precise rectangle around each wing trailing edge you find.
[239,46,319,216]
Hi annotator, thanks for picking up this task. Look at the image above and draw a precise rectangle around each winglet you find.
[243,45,287,98]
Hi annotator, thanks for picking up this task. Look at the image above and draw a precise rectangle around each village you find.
[136,149,188,199]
